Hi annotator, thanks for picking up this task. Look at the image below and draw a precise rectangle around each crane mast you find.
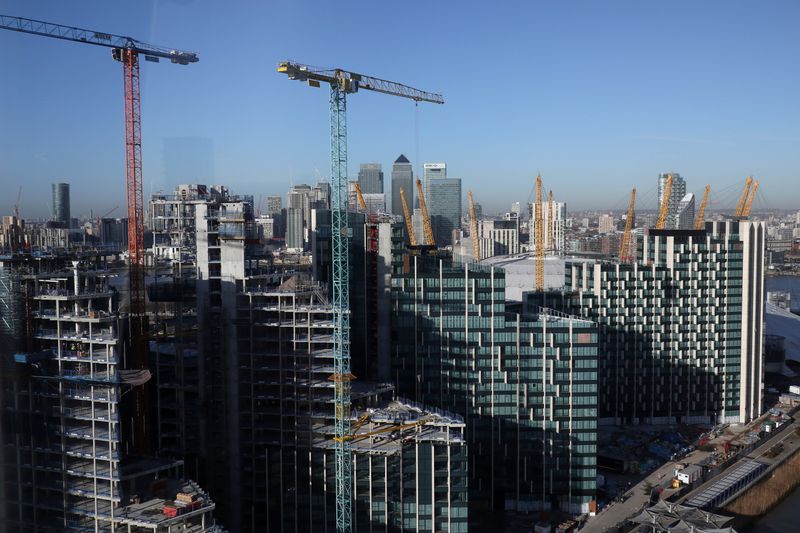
[534,174,544,291]
[1,14,198,455]
[695,185,710,230]
[468,191,480,261]
[416,178,436,246]
[278,60,442,533]
[399,188,418,247]
[742,180,759,217]
[656,173,673,230]
[735,176,754,216]
[619,187,636,263]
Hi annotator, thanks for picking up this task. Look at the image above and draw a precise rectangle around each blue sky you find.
[1,0,798,217]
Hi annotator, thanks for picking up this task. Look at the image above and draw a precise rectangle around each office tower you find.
[511,201,521,217]
[266,195,282,215]
[676,192,696,229]
[0,253,221,532]
[285,207,304,249]
[313,180,331,208]
[477,218,519,259]
[551,220,766,425]
[52,182,71,227]
[598,213,615,234]
[658,172,687,229]
[422,162,447,196]
[361,193,386,213]
[529,201,567,252]
[358,162,384,194]
[393,253,598,517]
[390,154,413,217]
[426,173,462,246]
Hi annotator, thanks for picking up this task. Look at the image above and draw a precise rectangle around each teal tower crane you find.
[278,61,443,533]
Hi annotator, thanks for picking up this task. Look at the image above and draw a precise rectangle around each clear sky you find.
[1,0,798,218]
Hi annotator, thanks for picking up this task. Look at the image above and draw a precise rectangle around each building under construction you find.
[0,251,222,532]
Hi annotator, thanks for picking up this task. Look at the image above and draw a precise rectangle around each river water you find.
[743,275,800,531]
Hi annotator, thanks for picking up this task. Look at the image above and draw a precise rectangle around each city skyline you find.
[1,0,798,219]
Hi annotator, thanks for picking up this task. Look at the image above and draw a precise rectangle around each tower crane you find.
[735,176,754,217]
[468,191,480,261]
[416,178,436,247]
[656,173,673,230]
[695,185,710,230]
[278,60,442,533]
[534,174,544,291]
[354,182,368,212]
[619,187,636,263]
[1,15,198,454]
[399,188,418,247]
[742,180,759,217]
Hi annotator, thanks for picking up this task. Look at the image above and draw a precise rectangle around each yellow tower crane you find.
[694,185,711,230]
[416,178,436,247]
[655,173,673,230]
[742,180,759,217]
[619,187,636,263]
[354,182,367,211]
[399,188,417,246]
[468,191,480,260]
[534,174,544,291]
[735,176,754,217]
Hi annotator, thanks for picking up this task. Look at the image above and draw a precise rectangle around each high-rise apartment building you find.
[393,253,599,517]
[477,218,519,259]
[658,173,687,229]
[598,213,615,234]
[544,220,766,425]
[529,201,567,252]
[266,195,282,215]
[52,182,71,227]
[676,192,696,230]
[391,154,413,218]
[0,252,221,532]
[425,166,462,246]
[358,162,384,194]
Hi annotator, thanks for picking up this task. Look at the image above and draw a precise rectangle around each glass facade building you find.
[391,155,413,219]
[358,163,384,194]
[52,182,71,228]
[392,253,598,517]
[426,177,462,247]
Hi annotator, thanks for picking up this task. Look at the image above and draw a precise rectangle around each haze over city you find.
[1,0,799,218]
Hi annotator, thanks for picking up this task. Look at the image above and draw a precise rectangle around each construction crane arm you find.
[354,182,367,211]
[735,177,753,217]
[278,61,444,104]
[416,179,436,246]
[468,191,480,260]
[619,187,636,262]
[742,180,759,217]
[694,185,710,230]
[0,15,198,63]
[399,188,417,247]
[655,174,673,229]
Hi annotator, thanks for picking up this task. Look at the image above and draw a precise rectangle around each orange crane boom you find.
[735,176,754,216]
[468,191,480,260]
[534,174,544,291]
[354,182,367,211]
[656,173,673,229]
[694,185,710,230]
[619,187,636,262]
[416,178,436,246]
[399,187,417,247]
[742,180,759,217]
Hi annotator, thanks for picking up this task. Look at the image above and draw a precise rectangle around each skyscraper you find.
[357,162,384,194]
[658,173,687,229]
[422,162,446,197]
[390,154,413,217]
[266,195,282,215]
[426,170,461,246]
[52,182,70,227]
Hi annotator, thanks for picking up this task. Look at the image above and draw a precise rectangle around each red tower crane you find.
[1,15,198,452]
